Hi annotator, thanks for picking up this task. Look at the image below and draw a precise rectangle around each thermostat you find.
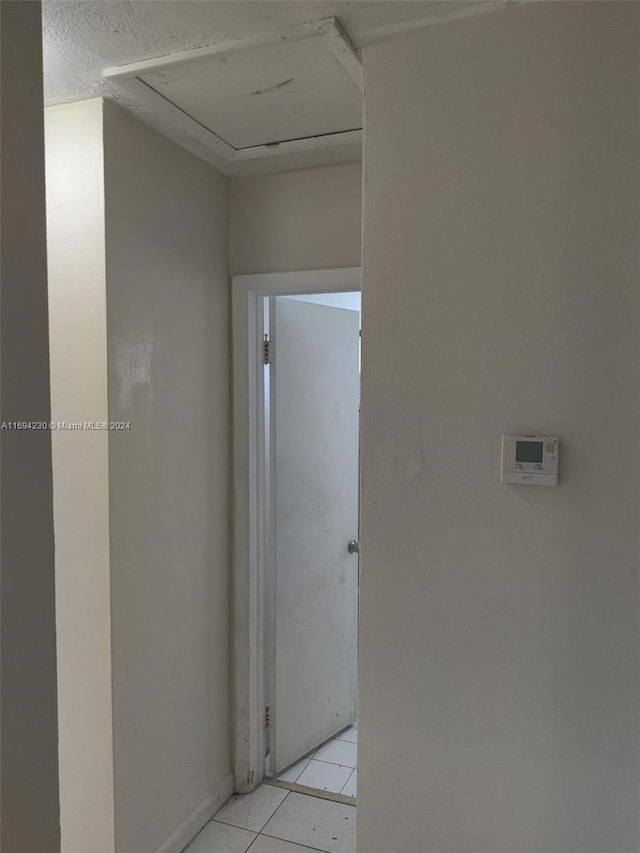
[501,434,559,486]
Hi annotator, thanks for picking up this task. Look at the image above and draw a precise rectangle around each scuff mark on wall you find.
[114,329,158,411]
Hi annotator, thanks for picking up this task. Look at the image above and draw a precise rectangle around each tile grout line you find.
[339,768,356,796]
[212,788,292,836]
[179,814,215,853]
[259,830,338,853]
[209,766,357,850]
[276,758,357,786]
[255,788,291,834]
[276,757,312,785]
[257,789,356,852]
[244,832,262,853]
[303,757,356,770]
[296,764,354,796]
[292,761,309,784]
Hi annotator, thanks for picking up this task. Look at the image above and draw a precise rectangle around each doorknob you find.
[347,539,359,555]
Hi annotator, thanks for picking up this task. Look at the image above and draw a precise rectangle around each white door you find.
[269,296,360,774]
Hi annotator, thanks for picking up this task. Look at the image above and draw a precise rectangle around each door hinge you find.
[263,334,272,365]
[264,705,272,756]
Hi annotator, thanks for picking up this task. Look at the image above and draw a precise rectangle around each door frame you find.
[232,267,361,793]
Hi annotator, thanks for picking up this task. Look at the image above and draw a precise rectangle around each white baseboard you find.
[155,773,234,853]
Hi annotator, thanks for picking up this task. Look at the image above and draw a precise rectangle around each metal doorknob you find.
[348,539,360,554]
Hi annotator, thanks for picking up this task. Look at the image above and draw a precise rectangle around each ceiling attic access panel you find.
[140,36,361,149]
[104,18,363,173]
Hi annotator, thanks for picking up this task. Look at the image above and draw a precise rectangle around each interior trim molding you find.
[154,773,234,853]
[231,268,362,795]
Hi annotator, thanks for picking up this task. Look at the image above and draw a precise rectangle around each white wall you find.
[45,98,115,853]
[103,101,232,853]
[231,163,362,274]
[1,2,60,849]
[287,292,361,313]
[359,4,640,852]
[45,97,232,853]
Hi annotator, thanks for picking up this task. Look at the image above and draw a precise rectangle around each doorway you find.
[232,269,361,802]
[263,293,360,801]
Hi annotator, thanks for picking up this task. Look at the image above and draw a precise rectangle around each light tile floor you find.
[276,723,357,799]
[182,725,358,853]
[182,786,356,853]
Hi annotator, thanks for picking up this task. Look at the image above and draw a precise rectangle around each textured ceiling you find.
[43,0,502,105]
[42,0,508,174]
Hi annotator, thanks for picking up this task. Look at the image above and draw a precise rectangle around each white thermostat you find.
[501,434,559,486]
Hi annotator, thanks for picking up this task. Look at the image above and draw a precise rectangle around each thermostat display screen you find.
[501,434,559,486]
[516,441,543,464]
